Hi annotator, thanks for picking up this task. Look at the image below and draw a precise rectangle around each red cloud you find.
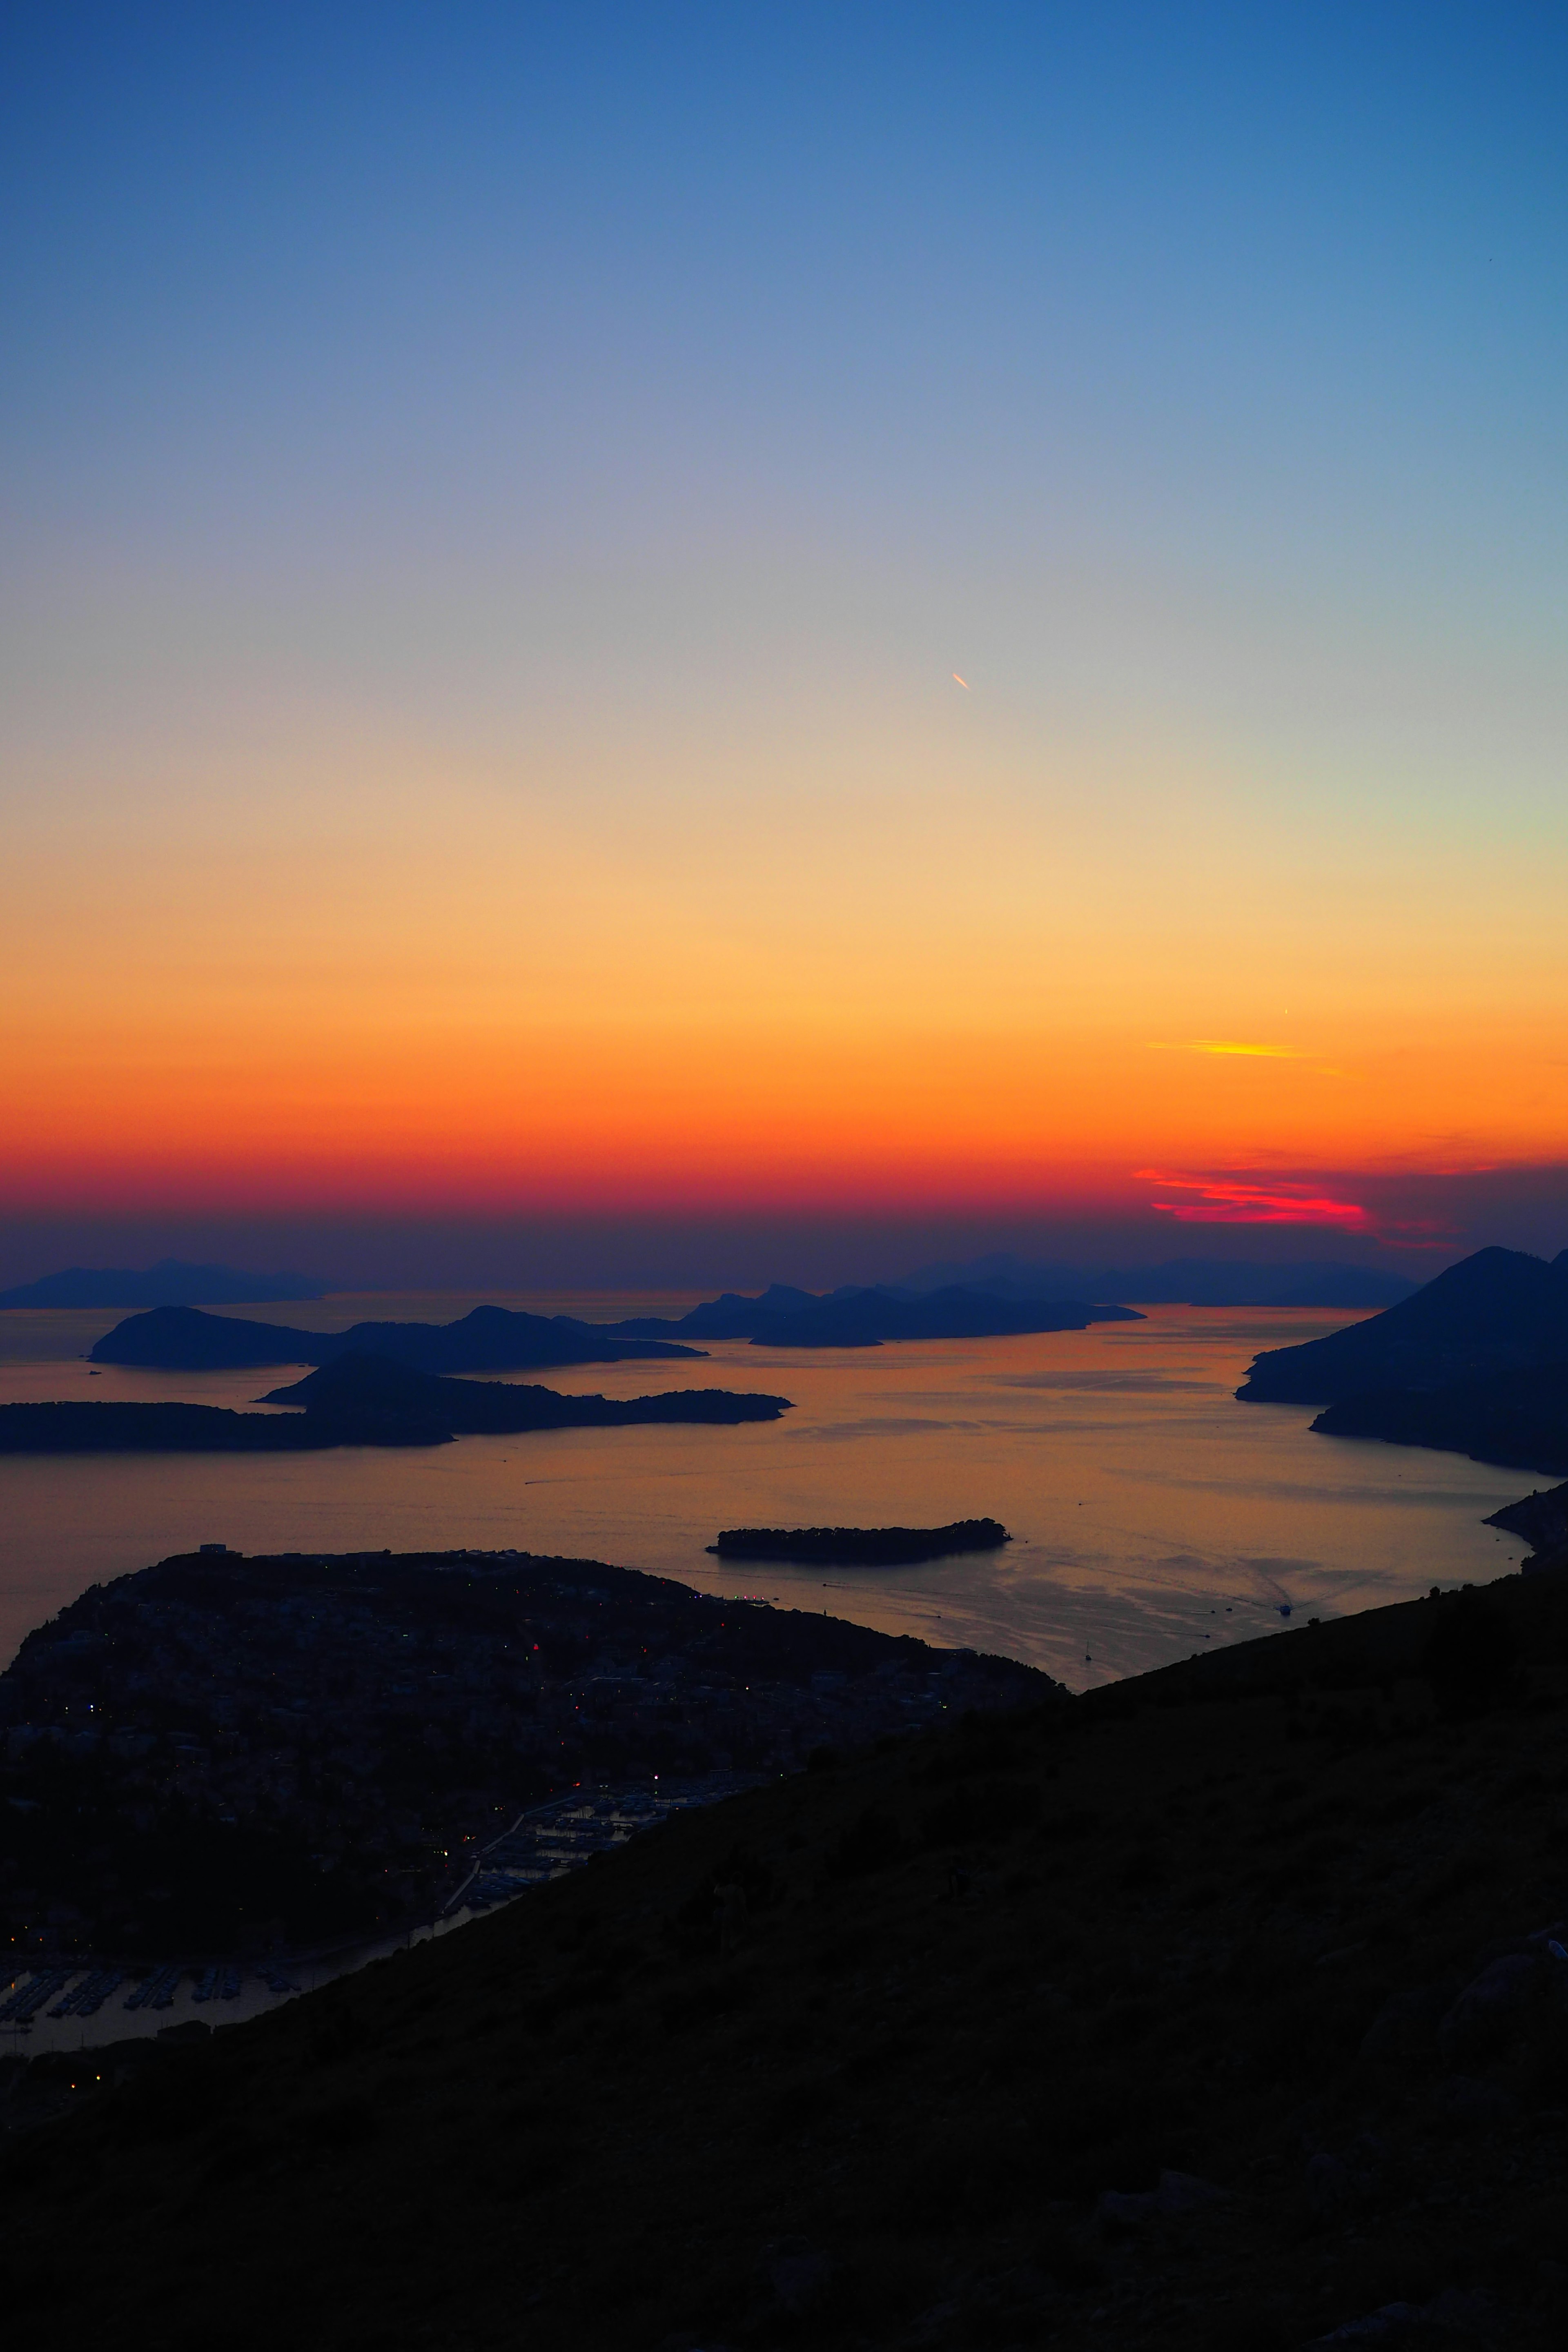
[1137,1169,1457,1241]
[1138,1171,1373,1228]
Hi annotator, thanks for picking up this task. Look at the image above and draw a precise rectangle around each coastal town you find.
[0,1544,1054,2000]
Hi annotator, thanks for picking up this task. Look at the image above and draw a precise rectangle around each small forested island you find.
[0,1354,791,1454]
[708,1519,1011,1566]
[0,1547,1052,1955]
[608,1281,1143,1348]
[90,1301,705,1372]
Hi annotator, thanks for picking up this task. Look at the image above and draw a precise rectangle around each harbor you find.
[0,1770,755,2058]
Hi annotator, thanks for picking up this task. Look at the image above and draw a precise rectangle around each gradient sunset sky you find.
[4,4,1566,1281]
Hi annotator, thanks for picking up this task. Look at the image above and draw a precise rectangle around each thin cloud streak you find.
[1147,1041,1303,1059]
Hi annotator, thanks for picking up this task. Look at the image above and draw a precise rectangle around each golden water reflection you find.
[0,1298,1530,1686]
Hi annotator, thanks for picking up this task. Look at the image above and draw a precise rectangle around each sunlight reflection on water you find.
[0,1298,1531,1688]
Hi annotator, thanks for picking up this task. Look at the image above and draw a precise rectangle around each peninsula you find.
[0,1546,1052,1953]
[708,1518,1010,1566]
[1234,1244,1568,1477]
[1236,1244,1568,1405]
[1310,1365,1568,1478]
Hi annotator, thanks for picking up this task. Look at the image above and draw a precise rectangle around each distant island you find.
[708,1518,1010,1566]
[892,1250,1418,1309]
[0,1258,329,1310]
[608,1282,1142,1349]
[0,1354,791,1453]
[91,1301,706,1373]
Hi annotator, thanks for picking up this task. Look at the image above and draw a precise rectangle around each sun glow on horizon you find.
[3,11,1566,1247]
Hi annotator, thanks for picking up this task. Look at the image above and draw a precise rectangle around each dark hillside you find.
[1310,1365,1568,1478]
[5,1563,1568,2350]
[1238,1245,1568,1405]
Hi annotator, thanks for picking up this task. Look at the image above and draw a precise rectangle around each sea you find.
[0,1290,1533,1690]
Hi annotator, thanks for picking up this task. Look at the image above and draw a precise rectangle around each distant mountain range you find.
[607,1283,1142,1348]
[0,1258,329,1310]
[892,1252,1418,1310]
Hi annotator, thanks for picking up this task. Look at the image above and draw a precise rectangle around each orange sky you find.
[7,11,1568,1260]
[4,718,1565,1232]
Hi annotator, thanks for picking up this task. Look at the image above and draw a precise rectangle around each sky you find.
[3,2,1566,1284]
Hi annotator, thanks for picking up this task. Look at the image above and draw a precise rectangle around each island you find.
[0,1546,1056,1954]
[0,1354,792,1453]
[707,1518,1011,1566]
[90,1301,706,1372]
[89,1281,1145,1372]
[609,1281,1143,1348]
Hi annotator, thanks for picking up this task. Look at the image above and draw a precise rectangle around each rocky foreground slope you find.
[4,1559,1568,2350]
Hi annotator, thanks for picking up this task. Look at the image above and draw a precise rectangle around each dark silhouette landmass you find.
[708,1518,1010,1566]
[611,1283,1143,1348]
[0,1356,791,1453]
[89,1284,1141,1372]
[0,1546,1046,1954]
[1310,1364,1568,1478]
[896,1250,1418,1309]
[1236,1244,1568,1405]
[0,1258,328,1310]
[260,1353,791,1432]
[5,1560,1568,2350]
[0,1401,406,1455]
[1484,1478,1568,1555]
[90,1301,705,1372]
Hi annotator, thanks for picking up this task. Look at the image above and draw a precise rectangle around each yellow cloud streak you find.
[1147,1040,1303,1058]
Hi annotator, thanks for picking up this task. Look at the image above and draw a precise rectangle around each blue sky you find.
[3,4,1566,1280]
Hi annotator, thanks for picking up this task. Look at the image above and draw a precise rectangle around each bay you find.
[0,1292,1530,1687]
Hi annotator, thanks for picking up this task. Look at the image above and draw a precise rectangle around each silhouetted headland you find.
[1311,1367,1568,1478]
[1236,1244,1568,1404]
[0,1355,791,1452]
[0,1258,328,1310]
[90,1301,706,1372]
[708,1518,1010,1565]
[1485,1477,1568,1556]
[610,1282,1143,1348]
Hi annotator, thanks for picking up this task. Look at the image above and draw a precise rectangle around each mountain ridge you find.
[0,1258,328,1310]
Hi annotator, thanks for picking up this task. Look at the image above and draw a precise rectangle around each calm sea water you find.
[0,1292,1531,1689]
